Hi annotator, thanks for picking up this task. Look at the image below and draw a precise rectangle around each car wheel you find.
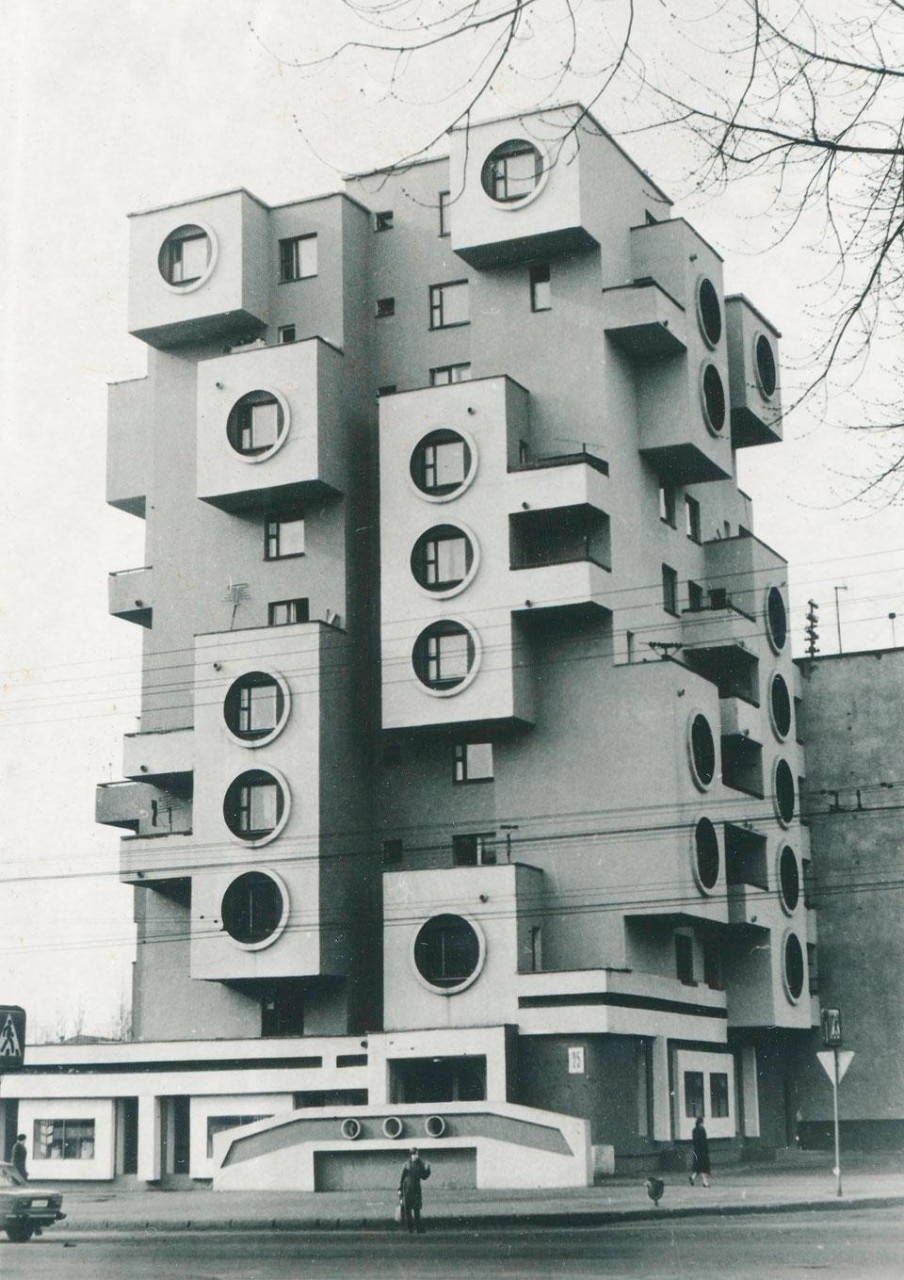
[6,1221,35,1242]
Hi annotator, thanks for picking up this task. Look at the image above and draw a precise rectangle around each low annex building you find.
[3,105,816,1189]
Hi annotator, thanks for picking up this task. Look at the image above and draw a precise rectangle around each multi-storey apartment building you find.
[3,106,816,1188]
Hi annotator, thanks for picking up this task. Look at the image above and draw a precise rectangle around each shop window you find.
[709,1073,730,1118]
[222,773,286,842]
[223,671,287,743]
[279,234,318,282]
[410,525,474,591]
[430,363,471,385]
[226,391,285,457]
[675,933,695,985]
[438,190,451,237]
[662,564,679,615]
[221,870,285,942]
[268,598,309,626]
[452,832,496,866]
[453,742,494,783]
[685,495,702,542]
[412,621,476,690]
[374,210,394,232]
[683,1071,705,1119]
[530,263,551,312]
[413,914,482,990]
[481,139,543,202]
[206,1115,272,1158]
[33,1119,95,1160]
[158,224,211,286]
[265,513,305,559]
[410,429,473,496]
[429,280,469,329]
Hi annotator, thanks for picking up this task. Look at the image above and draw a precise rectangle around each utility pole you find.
[805,600,820,658]
[833,585,847,653]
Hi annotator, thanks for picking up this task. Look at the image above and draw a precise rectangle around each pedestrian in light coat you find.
[398,1146,431,1234]
[689,1116,711,1187]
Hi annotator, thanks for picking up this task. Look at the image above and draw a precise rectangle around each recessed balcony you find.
[603,279,687,358]
[509,504,612,618]
[108,566,153,627]
[719,695,762,742]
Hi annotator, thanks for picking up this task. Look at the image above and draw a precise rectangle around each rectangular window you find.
[277,324,296,344]
[529,263,551,312]
[688,580,704,612]
[659,482,677,527]
[423,532,468,587]
[237,399,279,453]
[239,683,279,735]
[375,296,395,318]
[636,1041,652,1137]
[279,234,318,283]
[429,280,469,329]
[34,1118,95,1160]
[452,832,497,866]
[675,933,695,984]
[377,384,397,397]
[430,362,471,386]
[206,1115,271,1159]
[265,514,305,560]
[662,564,679,615]
[382,838,403,866]
[703,943,724,990]
[427,629,469,683]
[268,598,309,626]
[238,781,278,834]
[685,495,701,542]
[374,210,394,231]
[530,925,543,972]
[684,1071,705,1119]
[709,1072,730,1118]
[439,190,451,236]
[453,742,494,783]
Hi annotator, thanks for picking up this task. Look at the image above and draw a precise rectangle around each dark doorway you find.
[390,1056,486,1104]
[115,1097,139,1175]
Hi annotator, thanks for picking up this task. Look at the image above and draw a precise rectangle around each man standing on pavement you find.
[11,1133,28,1180]
[398,1146,431,1234]
[689,1116,711,1187]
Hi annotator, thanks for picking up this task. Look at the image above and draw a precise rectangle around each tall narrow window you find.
[438,190,451,237]
[530,926,543,972]
[685,495,701,542]
[453,742,494,783]
[659,482,677,526]
[265,513,305,559]
[279,234,318,283]
[688,580,704,612]
[429,280,469,329]
[662,564,679,615]
[684,1070,705,1118]
[675,933,695,984]
[529,263,551,312]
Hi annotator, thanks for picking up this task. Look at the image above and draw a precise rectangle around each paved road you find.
[3,1208,904,1279]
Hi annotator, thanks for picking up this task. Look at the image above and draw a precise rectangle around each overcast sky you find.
[3,0,902,1040]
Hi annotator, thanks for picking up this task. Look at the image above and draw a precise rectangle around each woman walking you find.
[689,1115,711,1187]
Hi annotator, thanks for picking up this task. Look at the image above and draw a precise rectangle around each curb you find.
[54,1194,904,1235]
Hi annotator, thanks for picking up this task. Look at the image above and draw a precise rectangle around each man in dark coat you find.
[11,1134,28,1181]
[689,1116,711,1187]
[398,1146,431,1233]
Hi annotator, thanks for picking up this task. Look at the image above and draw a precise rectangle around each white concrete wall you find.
[18,1098,115,1182]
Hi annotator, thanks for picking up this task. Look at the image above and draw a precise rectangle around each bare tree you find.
[262,1,904,494]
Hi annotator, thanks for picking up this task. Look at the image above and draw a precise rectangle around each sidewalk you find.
[52,1153,904,1234]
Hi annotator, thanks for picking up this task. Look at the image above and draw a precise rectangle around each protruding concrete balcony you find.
[108,566,153,627]
[96,779,192,838]
[127,189,270,349]
[727,881,770,928]
[702,531,788,624]
[196,337,346,512]
[681,601,758,654]
[726,296,782,448]
[603,279,687,358]
[107,377,150,517]
[123,727,193,782]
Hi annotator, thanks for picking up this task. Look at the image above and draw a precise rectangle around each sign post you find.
[817,1008,852,1199]
[0,1007,26,1071]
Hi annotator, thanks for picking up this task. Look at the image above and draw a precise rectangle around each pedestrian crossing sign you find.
[0,1007,26,1070]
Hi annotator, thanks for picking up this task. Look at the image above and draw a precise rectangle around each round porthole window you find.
[223,671,290,747]
[778,844,800,914]
[223,768,290,846]
[413,913,484,992]
[688,713,717,790]
[769,671,792,741]
[755,333,777,398]
[480,140,544,204]
[412,619,480,695]
[226,390,289,461]
[773,758,796,827]
[783,930,805,1002]
[409,429,475,501]
[221,870,287,948]
[158,223,216,290]
[693,817,720,893]
[701,363,726,434]
[410,524,477,597]
[696,278,722,348]
[766,586,788,653]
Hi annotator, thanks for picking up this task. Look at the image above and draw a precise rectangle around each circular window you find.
[783,930,805,1002]
[221,870,287,948]
[226,390,289,461]
[409,429,475,501]
[223,768,290,846]
[412,620,480,695]
[755,333,777,398]
[773,758,796,827]
[696,278,722,347]
[765,586,788,653]
[413,913,484,992]
[410,524,477,597]
[701,363,726,434]
[158,223,216,290]
[693,817,720,893]
[688,713,717,790]
[223,671,290,747]
[769,672,792,741]
[481,140,544,204]
[778,845,800,914]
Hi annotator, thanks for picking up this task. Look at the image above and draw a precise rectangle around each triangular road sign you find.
[817,1050,854,1083]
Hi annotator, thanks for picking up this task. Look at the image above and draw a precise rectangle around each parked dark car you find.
[0,1162,65,1242]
